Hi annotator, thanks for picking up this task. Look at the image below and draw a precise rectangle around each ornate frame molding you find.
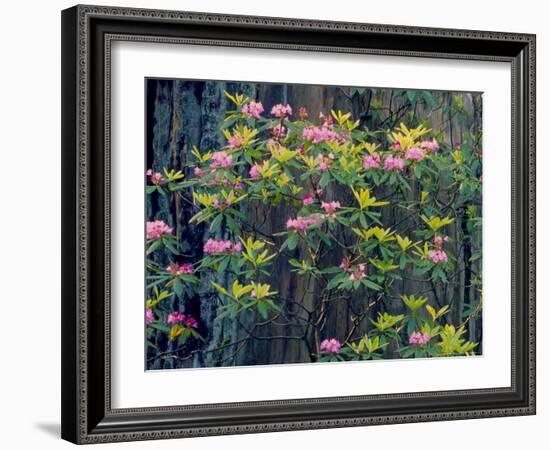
[61,4,536,444]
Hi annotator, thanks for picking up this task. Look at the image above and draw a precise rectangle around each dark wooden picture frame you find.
[61,4,536,444]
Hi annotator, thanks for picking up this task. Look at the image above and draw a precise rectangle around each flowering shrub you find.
[145,88,482,368]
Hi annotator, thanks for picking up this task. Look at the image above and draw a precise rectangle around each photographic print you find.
[145,78,483,370]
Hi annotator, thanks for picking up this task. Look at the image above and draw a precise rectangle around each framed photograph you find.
[61,4,536,444]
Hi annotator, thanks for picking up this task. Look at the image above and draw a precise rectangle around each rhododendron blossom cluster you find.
[421,138,439,153]
[404,146,425,161]
[429,249,449,264]
[302,194,314,205]
[203,238,243,254]
[286,215,323,232]
[320,338,342,355]
[241,100,264,119]
[210,151,233,169]
[167,311,199,328]
[340,257,367,281]
[145,308,154,325]
[321,201,340,217]
[433,235,449,248]
[166,262,193,276]
[249,163,261,180]
[146,220,173,240]
[270,103,292,118]
[363,153,381,169]
[270,123,287,138]
[384,155,405,171]
[227,134,245,149]
[146,169,165,185]
[302,125,344,144]
[315,153,333,171]
[409,331,430,346]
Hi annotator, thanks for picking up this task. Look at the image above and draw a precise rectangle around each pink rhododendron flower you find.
[167,311,186,325]
[302,194,314,206]
[302,126,343,144]
[420,138,440,153]
[193,167,204,177]
[286,215,323,232]
[392,141,402,151]
[271,123,287,138]
[349,267,366,281]
[166,312,198,328]
[315,153,332,171]
[212,197,233,209]
[433,236,448,248]
[363,153,381,169]
[210,151,233,169]
[320,338,341,355]
[146,168,165,185]
[298,106,308,120]
[270,103,292,118]
[146,220,173,240]
[241,101,264,119]
[145,308,154,325]
[166,262,193,276]
[321,201,341,215]
[249,163,261,180]
[203,239,241,254]
[185,317,198,329]
[266,138,281,150]
[340,257,366,281]
[339,258,351,271]
[301,127,315,141]
[384,155,405,172]
[409,331,430,346]
[319,112,334,127]
[429,249,448,264]
[227,134,245,149]
[405,146,425,161]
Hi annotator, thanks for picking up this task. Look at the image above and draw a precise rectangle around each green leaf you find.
[146,239,162,255]
[209,214,223,233]
[257,302,268,319]
[326,274,345,290]
[150,323,170,333]
[319,171,331,188]
[362,279,382,291]
[286,234,299,251]
[173,278,183,296]
[359,213,368,228]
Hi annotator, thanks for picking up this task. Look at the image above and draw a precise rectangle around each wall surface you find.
[0,0,545,448]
